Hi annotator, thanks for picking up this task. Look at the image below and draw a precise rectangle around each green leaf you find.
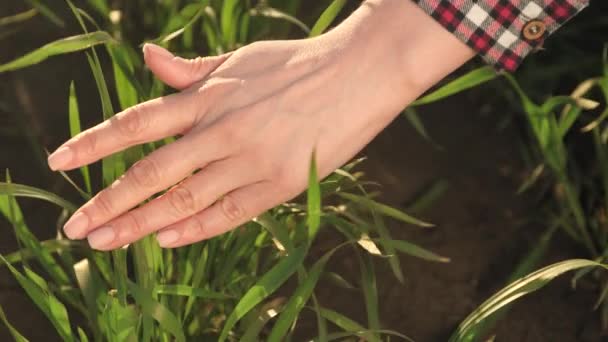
[4,240,77,264]
[155,284,232,300]
[268,246,338,341]
[0,304,29,342]
[307,150,322,242]
[219,245,307,342]
[412,66,499,106]
[380,239,450,263]
[359,253,380,338]
[318,307,381,342]
[403,107,440,147]
[150,5,205,45]
[0,255,74,341]
[85,0,110,16]
[127,280,186,342]
[0,8,38,27]
[68,82,92,194]
[255,212,295,253]
[250,5,310,35]
[0,32,112,73]
[0,182,77,212]
[221,0,241,48]
[337,192,433,227]
[24,0,64,27]
[309,0,347,37]
[451,259,605,342]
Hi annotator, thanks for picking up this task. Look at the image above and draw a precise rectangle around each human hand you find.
[48,0,473,250]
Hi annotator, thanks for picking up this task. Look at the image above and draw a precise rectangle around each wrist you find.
[324,0,475,104]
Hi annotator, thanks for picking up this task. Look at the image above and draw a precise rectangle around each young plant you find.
[0,0,448,340]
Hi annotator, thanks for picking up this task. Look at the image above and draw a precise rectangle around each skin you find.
[47,0,475,250]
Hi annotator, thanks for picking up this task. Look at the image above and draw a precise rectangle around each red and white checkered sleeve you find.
[412,0,589,72]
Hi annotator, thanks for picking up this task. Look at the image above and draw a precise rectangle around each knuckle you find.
[122,212,146,236]
[186,214,206,238]
[274,168,301,196]
[116,104,149,139]
[92,191,115,217]
[167,186,197,217]
[77,130,98,156]
[129,158,161,189]
[189,57,207,77]
[220,194,245,222]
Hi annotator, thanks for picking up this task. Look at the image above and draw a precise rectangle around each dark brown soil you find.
[0,1,606,342]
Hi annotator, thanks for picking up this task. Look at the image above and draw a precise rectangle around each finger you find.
[143,43,231,90]
[156,181,289,248]
[62,128,229,240]
[85,158,261,250]
[48,92,199,171]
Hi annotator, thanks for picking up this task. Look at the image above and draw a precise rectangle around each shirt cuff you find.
[412,0,590,72]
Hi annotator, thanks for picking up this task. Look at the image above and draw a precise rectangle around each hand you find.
[48,0,474,250]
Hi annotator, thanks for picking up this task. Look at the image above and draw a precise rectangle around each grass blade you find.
[0,255,74,341]
[0,32,112,73]
[451,259,605,342]
[0,8,38,27]
[68,82,92,194]
[307,150,322,243]
[250,5,310,35]
[0,304,28,342]
[309,0,347,37]
[267,246,338,341]
[412,66,498,106]
[337,192,433,227]
[127,280,186,342]
[379,239,450,263]
[24,0,64,27]
[0,182,77,212]
[155,284,232,300]
[219,245,307,342]
[318,307,381,342]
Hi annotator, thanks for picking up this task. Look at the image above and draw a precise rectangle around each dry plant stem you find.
[48,0,475,250]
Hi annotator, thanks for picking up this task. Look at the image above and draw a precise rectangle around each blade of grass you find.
[412,66,499,106]
[450,259,606,342]
[268,246,339,341]
[0,32,112,73]
[24,0,64,27]
[127,280,186,342]
[68,82,92,194]
[317,307,381,342]
[250,5,310,35]
[0,304,28,342]
[0,8,38,27]
[0,182,77,212]
[0,255,74,341]
[379,239,450,263]
[219,245,307,342]
[309,0,347,37]
[155,284,232,300]
[358,252,381,339]
[307,150,322,243]
[337,192,433,227]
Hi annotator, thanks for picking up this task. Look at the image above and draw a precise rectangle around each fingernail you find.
[63,212,89,239]
[157,230,180,247]
[143,43,173,58]
[88,226,116,249]
[48,146,73,171]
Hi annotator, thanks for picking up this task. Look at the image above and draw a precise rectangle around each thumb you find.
[143,43,231,90]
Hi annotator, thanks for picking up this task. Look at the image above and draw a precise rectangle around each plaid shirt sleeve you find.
[412,0,589,72]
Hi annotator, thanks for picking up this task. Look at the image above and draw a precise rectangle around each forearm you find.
[323,0,475,102]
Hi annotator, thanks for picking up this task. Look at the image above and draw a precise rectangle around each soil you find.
[0,1,606,342]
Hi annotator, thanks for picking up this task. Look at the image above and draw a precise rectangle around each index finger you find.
[47,91,200,171]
